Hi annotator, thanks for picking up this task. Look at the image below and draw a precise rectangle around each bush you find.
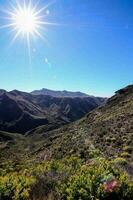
[63,159,133,200]
[0,173,35,200]
[121,152,130,158]
[111,137,116,142]
[112,157,127,166]
[0,157,133,200]
[123,146,132,154]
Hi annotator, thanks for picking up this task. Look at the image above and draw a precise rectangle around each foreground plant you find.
[0,157,132,200]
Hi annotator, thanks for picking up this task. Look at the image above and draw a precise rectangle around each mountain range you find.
[0,89,106,133]
[31,88,90,97]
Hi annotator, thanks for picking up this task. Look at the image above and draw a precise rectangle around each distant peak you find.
[10,89,20,93]
[31,88,89,97]
[9,90,22,95]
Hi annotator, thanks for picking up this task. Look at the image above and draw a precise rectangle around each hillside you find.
[28,85,133,168]
[0,85,133,200]
[0,89,105,133]
[0,85,132,164]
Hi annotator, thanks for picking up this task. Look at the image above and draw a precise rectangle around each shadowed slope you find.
[0,89,105,133]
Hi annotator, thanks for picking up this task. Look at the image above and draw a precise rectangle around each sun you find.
[13,6,38,34]
[0,0,59,68]
[9,1,47,41]
[0,0,57,43]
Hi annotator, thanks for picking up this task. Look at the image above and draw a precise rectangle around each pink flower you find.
[104,179,118,192]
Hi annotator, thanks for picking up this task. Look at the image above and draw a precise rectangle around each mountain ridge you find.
[0,89,106,133]
[31,88,92,97]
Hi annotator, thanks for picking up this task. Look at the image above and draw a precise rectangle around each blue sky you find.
[0,0,133,97]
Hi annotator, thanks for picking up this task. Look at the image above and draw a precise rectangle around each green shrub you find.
[63,159,133,200]
[111,137,116,142]
[0,173,35,200]
[112,157,127,166]
[105,137,111,143]
[121,152,131,158]
[0,157,133,200]
[123,146,132,154]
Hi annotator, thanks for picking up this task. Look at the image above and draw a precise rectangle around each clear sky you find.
[0,0,133,97]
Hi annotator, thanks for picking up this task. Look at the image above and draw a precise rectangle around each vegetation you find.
[0,157,133,200]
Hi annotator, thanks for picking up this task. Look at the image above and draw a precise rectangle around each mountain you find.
[0,85,132,200]
[0,89,105,133]
[28,85,133,168]
[31,88,90,97]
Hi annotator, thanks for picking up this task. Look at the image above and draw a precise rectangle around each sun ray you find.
[36,21,60,26]
[0,0,59,71]
[27,32,31,65]
[34,29,49,46]
[34,0,56,16]
[0,23,16,29]
[11,29,21,44]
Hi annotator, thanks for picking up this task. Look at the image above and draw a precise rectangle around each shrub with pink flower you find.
[103,178,118,192]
